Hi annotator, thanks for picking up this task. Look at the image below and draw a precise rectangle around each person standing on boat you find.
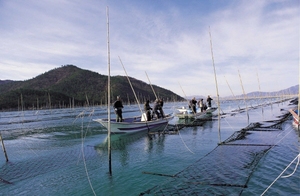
[144,100,152,121]
[153,99,161,119]
[207,95,213,108]
[113,96,123,122]
[203,103,208,111]
[198,98,204,112]
[159,98,165,118]
[191,97,197,113]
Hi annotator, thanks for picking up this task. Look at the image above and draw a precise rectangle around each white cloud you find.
[0,0,298,97]
[0,60,55,80]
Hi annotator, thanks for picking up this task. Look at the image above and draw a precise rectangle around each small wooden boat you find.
[175,107,217,120]
[94,113,174,134]
[289,109,299,126]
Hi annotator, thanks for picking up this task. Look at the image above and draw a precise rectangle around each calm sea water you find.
[0,98,299,195]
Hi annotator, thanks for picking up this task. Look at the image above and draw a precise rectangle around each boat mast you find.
[106,6,112,175]
[209,27,221,143]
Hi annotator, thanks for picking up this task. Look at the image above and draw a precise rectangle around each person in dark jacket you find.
[153,99,161,119]
[144,100,152,121]
[113,96,123,122]
[159,98,165,118]
[207,95,213,108]
[190,97,197,113]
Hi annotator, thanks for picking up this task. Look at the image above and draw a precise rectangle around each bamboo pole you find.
[224,76,240,110]
[238,70,249,125]
[106,6,112,176]
[21,93,24,112]
[145,71,158,100]
[118,57,147,113]
[256,70,264,116]
[0,132,8,162]
[127,93,130,106]
[298,69,300,132]
[145,72,169,132]
[178,82,197,116]
[37,98,39,110]
[48,92,51,110]
[209,27,221,144]
[118,56,152,134]
[85,94,90,107]
[21,93,24,124]
[72,97,75,110]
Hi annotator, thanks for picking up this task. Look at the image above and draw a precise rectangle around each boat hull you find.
[94,114,173,134]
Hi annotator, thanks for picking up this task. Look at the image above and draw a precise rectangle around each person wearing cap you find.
[207,95,213,108]
[113,96,123,122]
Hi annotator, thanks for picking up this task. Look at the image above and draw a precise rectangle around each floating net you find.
[139,111,291,195]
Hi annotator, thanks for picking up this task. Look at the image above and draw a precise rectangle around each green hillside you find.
[0,65,184,111]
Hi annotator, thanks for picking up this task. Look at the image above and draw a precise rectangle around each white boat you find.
[175,107,217,119]
[94,113,174,134]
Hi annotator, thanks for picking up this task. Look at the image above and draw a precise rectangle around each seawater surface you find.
[0,98,299,195]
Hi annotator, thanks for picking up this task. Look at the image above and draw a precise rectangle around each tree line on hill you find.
[0,65,184,111]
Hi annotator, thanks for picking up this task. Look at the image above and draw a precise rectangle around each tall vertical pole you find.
[145,71,158,100]
[224,76,241,109]
[238,70,249,125]
[106,6,112,175]
[256,70,264,116]
[0,132,8,162]
[209,27,221,144]
[298,65,300,132]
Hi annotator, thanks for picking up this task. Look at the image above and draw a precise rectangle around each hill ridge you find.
[0,65,184,111]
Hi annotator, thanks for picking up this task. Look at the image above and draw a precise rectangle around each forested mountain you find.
[0,65,184,111]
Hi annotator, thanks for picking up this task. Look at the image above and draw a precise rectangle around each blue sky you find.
[0,0,298,97]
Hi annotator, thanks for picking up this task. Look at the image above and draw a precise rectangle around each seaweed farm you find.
[0,97,299,195]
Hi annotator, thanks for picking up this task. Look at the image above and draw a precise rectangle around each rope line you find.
[178,130,195,154]
[281,153,300,178]
[261,153,300,195]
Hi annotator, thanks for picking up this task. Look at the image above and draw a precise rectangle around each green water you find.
[0,99,299,195]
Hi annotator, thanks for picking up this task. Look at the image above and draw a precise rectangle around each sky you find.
[0,0,299,97]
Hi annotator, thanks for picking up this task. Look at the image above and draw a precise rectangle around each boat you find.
[289,109,299,126]
[175,106,217,120]
[94,113,174,134]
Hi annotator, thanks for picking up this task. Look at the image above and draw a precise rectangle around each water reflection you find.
[144,133,166,154]
[156,134,165,154]
[119,148,129,166]
[144,136,153,153]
